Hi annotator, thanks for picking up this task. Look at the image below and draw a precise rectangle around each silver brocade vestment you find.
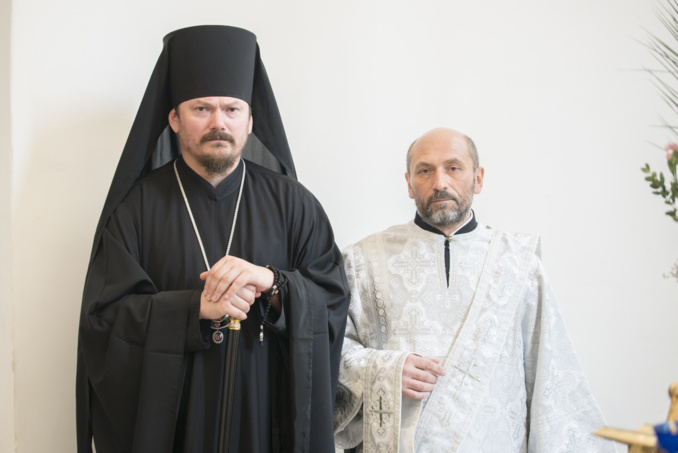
[334,221,616,453]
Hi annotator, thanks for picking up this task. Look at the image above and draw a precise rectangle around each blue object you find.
[655,422,678,453]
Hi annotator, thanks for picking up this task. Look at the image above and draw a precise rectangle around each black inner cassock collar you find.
[414,210,478,237]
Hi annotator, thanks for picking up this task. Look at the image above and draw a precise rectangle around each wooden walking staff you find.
[218,317,241,453]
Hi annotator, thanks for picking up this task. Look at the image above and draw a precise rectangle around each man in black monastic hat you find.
[76,25,350,453]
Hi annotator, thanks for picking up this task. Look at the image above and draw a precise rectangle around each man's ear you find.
[474,167,485,194]
[168,108,180,133]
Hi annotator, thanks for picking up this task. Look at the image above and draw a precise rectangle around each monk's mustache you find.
[201,131,235,144]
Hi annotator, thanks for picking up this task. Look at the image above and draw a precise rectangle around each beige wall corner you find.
[0,0,15,451]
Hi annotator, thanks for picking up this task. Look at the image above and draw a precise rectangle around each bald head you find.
[406,128,479,175]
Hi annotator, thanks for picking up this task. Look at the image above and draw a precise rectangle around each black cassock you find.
[77,157,349,452]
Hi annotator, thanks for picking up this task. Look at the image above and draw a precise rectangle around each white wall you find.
[8,0,678,451]
[1,0,15,451]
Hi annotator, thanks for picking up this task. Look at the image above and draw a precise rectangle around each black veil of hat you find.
[87,25,296,263]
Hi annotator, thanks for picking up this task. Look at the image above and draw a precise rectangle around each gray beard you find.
[421,202,471,228]
[417,189,474,229]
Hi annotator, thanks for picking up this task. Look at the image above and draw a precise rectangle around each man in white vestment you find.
[333,128,617,452]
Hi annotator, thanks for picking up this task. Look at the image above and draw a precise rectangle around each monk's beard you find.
[418,188,474,228]
[197,155,237,175]
[197,131,242,175]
